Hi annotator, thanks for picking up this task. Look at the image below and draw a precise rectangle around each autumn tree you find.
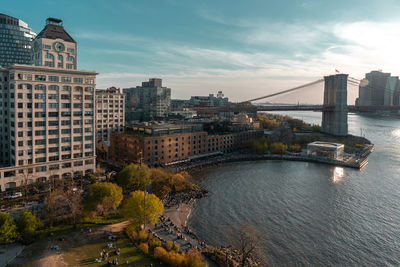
[85,182,123,217]
[0,213,17,243]
[121,190,164,229]
[17,209,40,243]
[115,164,151,190]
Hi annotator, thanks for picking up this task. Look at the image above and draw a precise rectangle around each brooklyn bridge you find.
[194,74,400,136]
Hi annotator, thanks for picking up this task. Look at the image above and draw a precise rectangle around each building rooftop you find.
[35,18,76,43]
[124,123,204,136]
[308,141,344,148]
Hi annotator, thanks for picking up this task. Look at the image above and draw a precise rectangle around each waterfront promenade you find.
[169,145,374,172]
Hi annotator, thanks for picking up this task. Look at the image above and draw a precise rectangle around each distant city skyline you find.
[3,0,400,101]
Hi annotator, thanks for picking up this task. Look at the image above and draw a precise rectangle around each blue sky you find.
[3,0,400,102]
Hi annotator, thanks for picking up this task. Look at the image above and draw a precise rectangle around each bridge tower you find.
[321,74,348,136]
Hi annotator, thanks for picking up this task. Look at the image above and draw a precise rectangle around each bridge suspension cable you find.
[347,77,388,92]
[244,78,324,103]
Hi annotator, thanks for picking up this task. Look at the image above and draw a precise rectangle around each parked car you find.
[8,192,23,199]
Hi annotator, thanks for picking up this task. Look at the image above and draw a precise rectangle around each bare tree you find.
[18,170,33,204]
[229,224,266,267]
[45,188,83,226]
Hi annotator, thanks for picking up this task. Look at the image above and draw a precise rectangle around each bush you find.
[125,224,138,241]
[0,213,17,243]
[154,246,168,259]
[184,248,208,267]
[138,229,149,242]
[148,238,162,249]
[139,242,149,254]
[17,209,40,244]
[167,251,185,266]
[173,244,180,253]
[166,240,174,251]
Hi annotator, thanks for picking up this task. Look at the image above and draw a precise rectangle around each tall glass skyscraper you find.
[0,13,36,67]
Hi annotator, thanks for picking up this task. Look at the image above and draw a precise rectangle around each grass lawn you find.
[11,223,167,267]
[62,231,167,267]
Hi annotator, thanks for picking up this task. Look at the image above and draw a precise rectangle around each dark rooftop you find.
[36,18,75,43]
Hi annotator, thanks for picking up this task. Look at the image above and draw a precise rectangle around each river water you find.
[188,112,400,266]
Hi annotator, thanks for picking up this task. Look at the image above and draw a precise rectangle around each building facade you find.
[109,123,263,166]
[0,13,36,67]
[96,87,125,142]
[189,91,229,107]
[0,18,96,191]
[356,70,393,106]
[123,78,171,122]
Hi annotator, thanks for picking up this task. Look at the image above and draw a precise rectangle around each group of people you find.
[96,247,122,265]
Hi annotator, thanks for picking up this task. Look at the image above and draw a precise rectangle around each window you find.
[61,76,71,83]
[48,129,58,135]
[49,138,59,144]
[35,75,46,81]
[48,76,59,82]
[35,130,46,136]
[35,94,46,99]
[73,78,83,83]
[62,137,71,143]
[35,139,46,145]
[35,84,46,90]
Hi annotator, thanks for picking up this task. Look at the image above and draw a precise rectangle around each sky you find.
[3,0,400,102]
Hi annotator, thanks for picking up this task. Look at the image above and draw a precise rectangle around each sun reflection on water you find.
[333,167,344,183]
[392,129,400,138]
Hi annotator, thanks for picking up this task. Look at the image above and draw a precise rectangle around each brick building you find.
[109,123,263,166]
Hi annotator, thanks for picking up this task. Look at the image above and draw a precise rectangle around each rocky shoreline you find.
[161,187,262,266]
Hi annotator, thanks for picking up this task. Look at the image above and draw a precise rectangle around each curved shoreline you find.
[170,145,374,173]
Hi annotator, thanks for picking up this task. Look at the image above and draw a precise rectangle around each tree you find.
[85,182,123,216]
[121,190,164,229]
[270,142,288,154]
[229,224,265,266]
[115,164,151,190]
[46,188,83,225]
[17,209,39,243]
[0,213,17,243]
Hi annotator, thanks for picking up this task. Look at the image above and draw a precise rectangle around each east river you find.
[188,112,400,266]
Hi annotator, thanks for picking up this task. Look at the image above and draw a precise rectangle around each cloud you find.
[82,19,400,102]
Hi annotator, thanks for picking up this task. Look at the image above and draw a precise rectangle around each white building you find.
[0,18,97,191]
[307,141,344,159]
[96,87,125,141]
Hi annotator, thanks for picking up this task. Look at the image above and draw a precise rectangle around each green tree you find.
[0,213,17,243]
[115,164,151,190]
[86,182,123,216]
[121,190,164,229]
[270,142,288,154]
[17,209,39,243]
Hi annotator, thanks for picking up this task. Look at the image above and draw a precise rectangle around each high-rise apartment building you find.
[356,70,391,106]
[123,78,171,122]
[96,87,125,141]
[0,18,96,191]
[0,13,36,67]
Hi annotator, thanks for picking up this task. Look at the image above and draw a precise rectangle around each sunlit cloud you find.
[84,19,400,101]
